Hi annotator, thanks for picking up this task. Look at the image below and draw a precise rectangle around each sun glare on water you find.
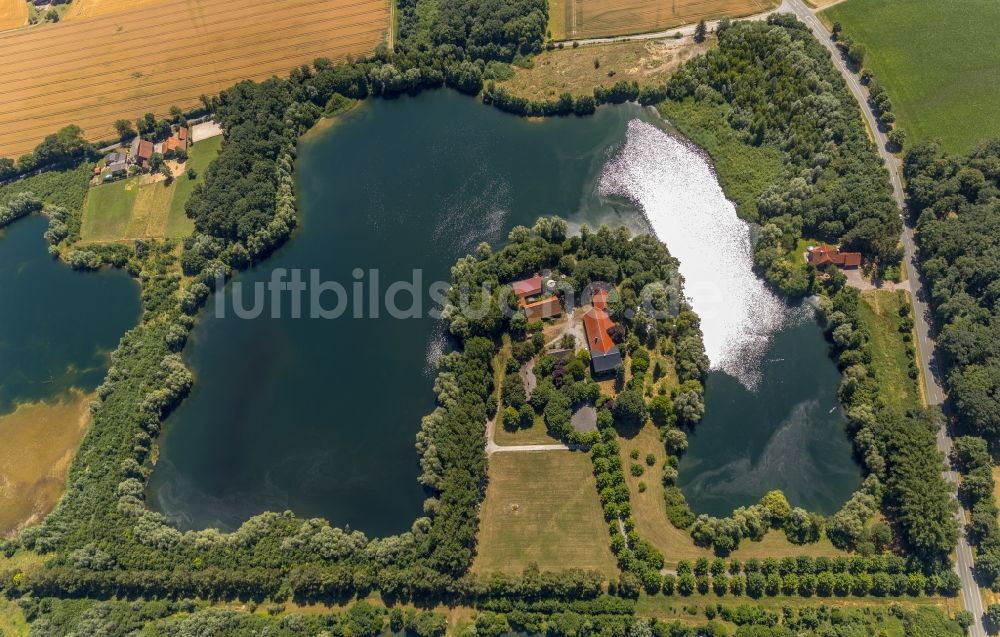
[600,119,787,389]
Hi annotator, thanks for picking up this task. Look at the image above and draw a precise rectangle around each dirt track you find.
[0,0,389,157]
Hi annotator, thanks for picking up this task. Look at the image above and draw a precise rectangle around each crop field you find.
[81,134,221,241]
[821,0,1000,153]
[63,0,168,21]
[0,0,26,31]
[553,0,778,40]
[472,451,618,575]
[0,0,389,158]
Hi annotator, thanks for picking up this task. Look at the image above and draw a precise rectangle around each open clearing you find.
[501,38,711,101]
[0,0,26,31]
[81,134,221,242]
[858,290,921,415]
[553,0,778,40]
[821,0,1000,153]
[473,451,618,575]
[0,391,92,538]
[0,0,389,158]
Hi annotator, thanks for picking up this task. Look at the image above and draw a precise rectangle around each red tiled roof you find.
[162,136,187,154]
[512,275,543,298]
[523,296,562,320]
[136,140,154,160]
[592,288,609,310]
[584,306,616,356]
[809,246,861,267]
[177,126,188,141]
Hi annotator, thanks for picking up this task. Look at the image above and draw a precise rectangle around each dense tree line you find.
[665,16,901,291]
[905,139,1000,442]
[904,138,1000,589]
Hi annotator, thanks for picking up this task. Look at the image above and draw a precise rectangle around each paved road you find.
[784,1,986,633]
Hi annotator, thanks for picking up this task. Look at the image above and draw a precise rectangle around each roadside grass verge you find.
[858,290,920,415]
[821,0,1000,153]
[473,450,618,575]
[657,98,784,222]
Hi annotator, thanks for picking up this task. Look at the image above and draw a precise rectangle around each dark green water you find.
[676,312,863,516]
[0,215,140,413]
[148,90,655,535]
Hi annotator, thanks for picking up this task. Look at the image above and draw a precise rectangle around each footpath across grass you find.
[473,450,618,575]
[821,0,1000,153]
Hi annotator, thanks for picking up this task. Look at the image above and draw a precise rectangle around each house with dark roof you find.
[584,288,622,374]
[808,246,862,269]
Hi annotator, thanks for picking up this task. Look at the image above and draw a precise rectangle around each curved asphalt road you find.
[784,1,986,633]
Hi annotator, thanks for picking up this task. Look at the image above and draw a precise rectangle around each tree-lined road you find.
[784,1,986,633]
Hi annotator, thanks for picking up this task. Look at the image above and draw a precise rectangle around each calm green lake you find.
[147,90,861,535]
[147,90,654,535]
[676,313,863,516]
[0,215,140,413]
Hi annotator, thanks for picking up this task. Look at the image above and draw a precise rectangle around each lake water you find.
[0,215,140,413]
[601,120,862,516]
[147,90,861,534]
[147,90,656,535]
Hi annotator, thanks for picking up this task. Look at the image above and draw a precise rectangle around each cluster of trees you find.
[0,191,42,228]
[906,139,1000,441]
[947,436,1000,589]
[18,596,447,637]
[591,427,666,584]
[666,17,902,287]
[0,125,97,182]
[686,492,823,555]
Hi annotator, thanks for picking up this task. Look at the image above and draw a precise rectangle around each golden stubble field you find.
[0,0,389,158]
[0,0,26,31]
[554,0,778,39]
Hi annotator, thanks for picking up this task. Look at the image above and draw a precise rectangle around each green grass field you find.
[473,451,618,575]
[658,98,784,222]
[858,290,921,414]
[822,0,1000,154]
[80,178,138,241]
[80,135,221,242]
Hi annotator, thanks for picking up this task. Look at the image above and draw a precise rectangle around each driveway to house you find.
[785,0,986,633]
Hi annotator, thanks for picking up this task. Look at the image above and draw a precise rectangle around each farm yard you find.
[551,0,778,40]
[821,0,1000,153]
[0,0,390,158]
[0,0,26,31]
[80,134,221,242]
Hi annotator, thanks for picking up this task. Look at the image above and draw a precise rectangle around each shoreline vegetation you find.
[0,390,93,538]
[0,1,973,633]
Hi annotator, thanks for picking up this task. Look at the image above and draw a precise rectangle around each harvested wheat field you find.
[63,0,170,21]
[0,0,26,32]
[556,0,778,39]
[0,0,389,158]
